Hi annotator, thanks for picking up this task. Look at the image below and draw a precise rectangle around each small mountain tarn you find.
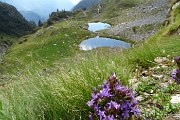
[79,22,130,50]
[79,36,131,50]
[88,22,111,32]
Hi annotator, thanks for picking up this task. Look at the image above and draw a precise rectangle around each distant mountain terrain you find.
[0,1,34,36]
[19,10,46,25]
[0,0,74,18]
[73,0,101,11]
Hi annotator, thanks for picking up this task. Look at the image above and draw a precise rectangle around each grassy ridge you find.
[0,2,180,120]
[0,19,95,74]
[1,32,179,119]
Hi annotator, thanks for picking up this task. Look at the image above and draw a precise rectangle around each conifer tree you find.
[38,20,42,26]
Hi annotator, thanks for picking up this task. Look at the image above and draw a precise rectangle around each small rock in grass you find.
[152,74,164,79]
[132,82,140,90]
[129,78,138,84]
[136,96,144,102]
[160,83,168,88]
[165,112,180,120]
[141,70,149,77]
[170,94,180,104]
[162,65,168,68]
[154,57,169,64]
[144,92,150,96]
[150,90,154,94]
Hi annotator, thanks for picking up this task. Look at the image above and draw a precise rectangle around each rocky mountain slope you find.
[106,0,171,41]
[0,1,35,60]
[0,1,34,36]
[73,0,101,11]
[74,0,171,41]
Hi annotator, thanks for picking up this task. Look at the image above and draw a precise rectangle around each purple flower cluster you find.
[171,56,180,83]
[174,56,180,68]
[87,73,140,120]
[171,69,180,83]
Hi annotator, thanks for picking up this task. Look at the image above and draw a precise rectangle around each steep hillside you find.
[20,10,45,25]
[0,2,35,60]
[77,0,171,41]
[0,1,34,36]
[73,0,101,11]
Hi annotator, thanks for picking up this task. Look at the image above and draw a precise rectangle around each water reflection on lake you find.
[88,22,111,32]
[79,36,131,50]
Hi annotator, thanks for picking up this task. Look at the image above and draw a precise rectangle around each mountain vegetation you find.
[0,2,34,36]
[47,10,74,25]
[73,0,101,11]
[0,0,180,119]
[0,2,35,60]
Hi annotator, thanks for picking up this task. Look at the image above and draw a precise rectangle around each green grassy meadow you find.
[0,1,180,120]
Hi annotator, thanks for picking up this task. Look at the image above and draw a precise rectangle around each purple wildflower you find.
[99,88,112,97]
[87,72,140,120]
[107,101,120,110]
[174,56,180,68]
[87,100,94,106]
[106,115,115,120]
[171,69,180,83]
[131,106,141,115]
[122,110,130,119]
[98,110,106,120]
[89,113,93,120]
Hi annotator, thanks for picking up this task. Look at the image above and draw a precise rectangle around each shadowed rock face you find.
[73,0,101,11]
[0,1,35,59]
[0,1,34,36]
[0,42,9,60]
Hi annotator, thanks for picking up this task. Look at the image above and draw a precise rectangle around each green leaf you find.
[0,100,2,110]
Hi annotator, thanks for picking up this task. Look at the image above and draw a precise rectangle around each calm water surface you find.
[79,36,131,50]
[88,22,111,32]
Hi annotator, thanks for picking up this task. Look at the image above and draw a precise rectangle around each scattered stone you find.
[172,1,180,10]
[132,82,141,90]
[144,92,150,96]
[155,66,161,69]
[154,57,169,64]
[48,26,56,29]
[162,65,168,68]
[136,96,144,102]
[170,94,180,104]
[165,111,180,120]
[152,74,164,79]
[141,70,149,77]
[150,90,154,94]
[160,83,168,88]
[129,78,138,84]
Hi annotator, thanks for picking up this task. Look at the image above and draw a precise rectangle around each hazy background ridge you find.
[0,0,81,18]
